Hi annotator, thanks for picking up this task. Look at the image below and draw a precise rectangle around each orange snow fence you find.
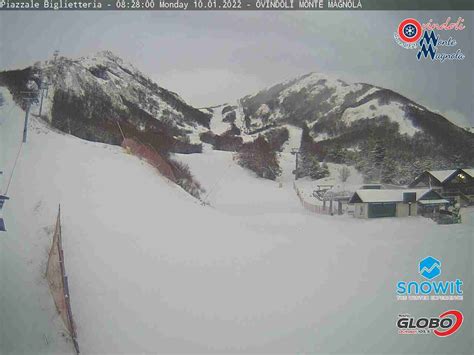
[122,138,176,182]
[46,205,80,354]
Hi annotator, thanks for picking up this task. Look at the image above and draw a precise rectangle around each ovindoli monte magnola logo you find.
[394,17,466,62]
[397,256,463,301]
[397,310,464,337]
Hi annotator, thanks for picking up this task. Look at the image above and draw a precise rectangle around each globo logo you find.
[397,310,463,337]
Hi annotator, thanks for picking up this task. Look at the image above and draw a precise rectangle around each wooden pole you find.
[23,101,31,143]
[38,81,49,117]
[117,121,125,141]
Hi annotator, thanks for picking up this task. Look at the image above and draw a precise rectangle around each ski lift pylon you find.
[0,195,10,232]
[0,195,9,209]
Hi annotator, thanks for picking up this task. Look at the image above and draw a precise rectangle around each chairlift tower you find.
[20,91,38,143]
[53,50,59,63]
[291,148,300,180]
[0,195,9,232]
[38,80,50,117]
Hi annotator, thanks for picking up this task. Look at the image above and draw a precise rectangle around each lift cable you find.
[3,142,23,196]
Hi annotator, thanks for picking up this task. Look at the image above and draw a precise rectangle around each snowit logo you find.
[419,255,441,280]
[397,310,464,337]
[393,17,466,62]
[396,256,463,301]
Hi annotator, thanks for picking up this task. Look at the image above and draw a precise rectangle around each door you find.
[368,203,396,218]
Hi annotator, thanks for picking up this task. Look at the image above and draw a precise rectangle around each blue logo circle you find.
[403,24,418,39]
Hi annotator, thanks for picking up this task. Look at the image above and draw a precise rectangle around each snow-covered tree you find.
[237,136,281,180]
[297,154,330,180]
[339,166,350,183]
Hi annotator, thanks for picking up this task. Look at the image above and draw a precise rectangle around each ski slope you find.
[1,87,472,354]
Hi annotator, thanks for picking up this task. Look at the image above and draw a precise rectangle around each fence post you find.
[46,205,80,354]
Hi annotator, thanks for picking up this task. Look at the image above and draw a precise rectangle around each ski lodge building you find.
[349,189,448,219]
[409,168,474,206]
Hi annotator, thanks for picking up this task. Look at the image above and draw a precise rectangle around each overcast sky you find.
[1,11,472,127]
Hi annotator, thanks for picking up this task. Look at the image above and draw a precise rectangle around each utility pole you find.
[21,92,38,143]
[22,98,33,143]
[117,121,125,140]
[53,50,59,63]
[292,148,300,180]
[38,79,49,118]
[39,52,58,112]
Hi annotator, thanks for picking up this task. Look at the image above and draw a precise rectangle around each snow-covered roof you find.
[350,189,435,203]
[418,199,449,205]
[427,170,457,183]
[461,168,474,178]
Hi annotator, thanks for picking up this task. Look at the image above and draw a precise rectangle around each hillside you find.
[0,51,210,154]
[232,72,474,184]
[1,52,472,185]
[1,86,472,354]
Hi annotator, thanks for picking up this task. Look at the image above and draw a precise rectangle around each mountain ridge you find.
[1,51,472,184]
[0,50,210,154]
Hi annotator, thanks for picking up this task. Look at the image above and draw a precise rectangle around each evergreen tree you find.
[339,166,351,183]
[326,144,345,163]
[244,115,251,132]
[300,123,313,152]
[372,140,386,168]
[237,136,281,180]
[381,156,397,184]
[297,154,330,180]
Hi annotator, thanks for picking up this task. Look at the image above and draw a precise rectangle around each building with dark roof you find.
[349,189,448,218]
[409,169,474,205]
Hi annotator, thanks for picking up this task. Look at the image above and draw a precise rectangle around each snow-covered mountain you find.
[231,72,474,183]
[2,85,472,354]
[238,72,469,141]
[239,73,377,132]
[0,50,210,153]
[2,53,473,354]
[1,52,472,183]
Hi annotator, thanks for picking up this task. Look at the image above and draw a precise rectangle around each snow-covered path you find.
[1,88,472,354]
[0,89,73,354]
[176,150,303,216]
[279,124,302,184]
[209,105,231,136]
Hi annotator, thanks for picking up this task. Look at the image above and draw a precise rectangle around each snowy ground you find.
[0,89,73,354]
[294,163,364,209]
[1,88,472,354]
[209,104,232,136]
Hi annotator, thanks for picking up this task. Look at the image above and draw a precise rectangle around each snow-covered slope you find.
[236,72,474,181]
[342,100,421,137]
[239,72,425,137]
[50,51,209,127]
[1,87,472,354]
[278,73,365,108]
[2,52,472,176]
[0,88,74,354]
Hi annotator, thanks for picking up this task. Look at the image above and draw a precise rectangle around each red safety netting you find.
[46,206,80,354]
[122,138,176,182]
